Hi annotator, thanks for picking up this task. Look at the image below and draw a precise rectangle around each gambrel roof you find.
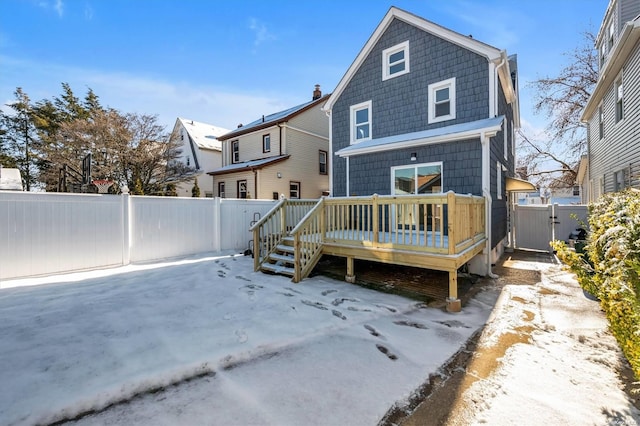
[324,6,517,115]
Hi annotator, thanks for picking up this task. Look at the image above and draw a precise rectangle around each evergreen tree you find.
[132,176,144,195]
[191,177,201,197]
[165,183,178,196]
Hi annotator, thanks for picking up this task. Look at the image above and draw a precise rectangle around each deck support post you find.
[446,270,461,312]
[345,256,356,283]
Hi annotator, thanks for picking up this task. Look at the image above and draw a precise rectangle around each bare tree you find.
[519,30,598,187]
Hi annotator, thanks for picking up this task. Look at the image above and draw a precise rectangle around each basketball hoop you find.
[92,179,114,194]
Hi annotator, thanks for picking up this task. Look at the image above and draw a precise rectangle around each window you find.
[608,22,615,50]
[392,162,442,195]
[573,185,580,196]
[205,191,213,198]
[497,161,503,200]
[319,150,328,175]
[615,169,626,191]
[350,101,372,143]
[382,40,409,80]
[428,78,456,123]
[263,134,271,153]
[289,181,300,199]
[615,78,624,122]
[503,119,508,159]
[598,105,604,139]
[272,192,279,200]
[218,182,225,198]
[231,140,239,163]
[237,180,247,199]
[600,43,606,67]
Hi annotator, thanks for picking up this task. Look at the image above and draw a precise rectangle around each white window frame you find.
[390,161,443,195]
[428,78,456,124]
[608,22,615,50]
[262,134,271,153]
[289,181,300,199]
[615,76,624,123]
[497,161,503,200]
[382,40,410,81]
[218,181,225,198]
[231,140,239,163]
[319,150,328,175]
[503,119,508,160]
[598,104,604,139]
[350,100,372,144]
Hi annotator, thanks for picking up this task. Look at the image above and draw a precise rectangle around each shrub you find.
[554,189,640,381]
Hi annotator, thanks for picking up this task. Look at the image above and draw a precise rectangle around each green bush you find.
[553,189,640,381]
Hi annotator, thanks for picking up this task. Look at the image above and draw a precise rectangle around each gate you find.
[514,204,588,252]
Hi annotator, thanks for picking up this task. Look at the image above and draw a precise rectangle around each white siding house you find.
[171,118,230,197]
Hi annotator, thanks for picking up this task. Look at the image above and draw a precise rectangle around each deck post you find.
[345,256,356,283]
[372,194,379,245]
[446,270,461,312]
[253,227,260,271]
[293,232,301,283]
[447,191,456,255]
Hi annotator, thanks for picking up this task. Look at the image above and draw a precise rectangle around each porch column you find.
[446,270,461,313]
[345,256,356,283]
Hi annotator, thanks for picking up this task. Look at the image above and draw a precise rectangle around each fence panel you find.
[553,204,588,241]
[220,199,277,252]
[129,196,219,263]
[0,191,123,280]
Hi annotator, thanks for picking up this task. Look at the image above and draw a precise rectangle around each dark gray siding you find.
[332,17,490,195]
[345,139,482,196]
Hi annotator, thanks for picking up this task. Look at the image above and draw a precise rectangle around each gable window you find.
[237,180,247,199]
[218,181,225,198]
[319,150,328,175]
[382,40,409,81]
[598,105,604,139]
[289,181,300,199]
[428,78,456,123]
[263,134,271,153]
[350,100,372,143]
[231,140,239,163]
[615,78,624,123]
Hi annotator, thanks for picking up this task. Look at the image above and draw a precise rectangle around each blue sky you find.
[1,0,606,135]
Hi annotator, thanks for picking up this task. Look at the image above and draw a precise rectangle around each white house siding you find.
[284,129,329,198]
[213,170,256,199]
[588,41,640,195]
[226,125,282,165]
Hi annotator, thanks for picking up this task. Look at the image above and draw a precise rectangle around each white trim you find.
[350,100,372,144]
[324,6,503,111]
[327,109,333,196]
[503,117,508,159]
[382,40,410,81]
[282,123,329,140]
[488,61,497,118]
[428,78,456,123]
[496,160,503,199]
[345,157,350,196]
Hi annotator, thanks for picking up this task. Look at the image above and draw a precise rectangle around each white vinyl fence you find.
[0,191,276,280]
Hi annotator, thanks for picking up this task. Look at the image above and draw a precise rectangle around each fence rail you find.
[0,191,276,281]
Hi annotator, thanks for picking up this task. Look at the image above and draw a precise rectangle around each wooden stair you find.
[259,236,296,277]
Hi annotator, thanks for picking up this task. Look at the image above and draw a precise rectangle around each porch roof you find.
[335,116,504,158]
[506,177,537,192]
[208,155,290,176]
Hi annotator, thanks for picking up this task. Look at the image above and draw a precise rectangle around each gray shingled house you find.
[251,7,525,311]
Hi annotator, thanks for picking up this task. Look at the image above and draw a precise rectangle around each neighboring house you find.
[210,86,330,200]
[518,186,581,205]
[322,7,524,265]
[582,0,640,202]
[170,118,230,197]
[0,167,23,191]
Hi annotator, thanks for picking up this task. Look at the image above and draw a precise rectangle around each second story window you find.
[319,150,328,175]
[615,78,624,123]
[382,40,409,80]
[598,105,604,139]
[608,22,615,51]
[428,78,456,123]
[232,140,239,163]
[263,134,271,153]
[350,100,372,144]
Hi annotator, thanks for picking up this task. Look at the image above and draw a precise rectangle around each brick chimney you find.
[312,84,322,100]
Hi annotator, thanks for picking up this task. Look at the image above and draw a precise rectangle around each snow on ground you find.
[0,252,498,426]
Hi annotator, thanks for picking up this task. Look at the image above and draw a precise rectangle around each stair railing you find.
[289,198,326,282]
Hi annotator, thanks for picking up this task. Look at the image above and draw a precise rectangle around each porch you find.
[250,191,486,311]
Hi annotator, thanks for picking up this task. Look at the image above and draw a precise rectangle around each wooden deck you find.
[250,192,486,307]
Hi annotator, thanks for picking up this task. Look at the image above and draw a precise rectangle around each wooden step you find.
[276,244,295,254]
[260,262,294,276]
[269,252,294,264]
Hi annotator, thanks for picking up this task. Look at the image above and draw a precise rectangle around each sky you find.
[0,0,607,135]
[0,251,637,424]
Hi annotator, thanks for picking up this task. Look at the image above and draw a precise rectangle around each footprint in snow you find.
[332,310,347,320]
[375,304,397,313]
[376,344,398,361]
[241,284,263,290]
[278,292,296,297]
[364,324,384,338]
[332,297,358,306]
[347,306,372,312]
[394,320,429,329]
[322,289,338,296]
[217,270,226,278]
[301,300,328,310]
[235,329,248,343]
[284,287,302,295]
[236,276,251,282]
[434,320,470,329]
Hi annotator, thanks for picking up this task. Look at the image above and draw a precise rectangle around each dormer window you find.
[382,41,409,81]
[428,78,456,123]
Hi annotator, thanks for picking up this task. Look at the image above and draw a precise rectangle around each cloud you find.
[54,0,64,17]
[0,55,295,131]
[36,0,64,17]
[84,4,94,20]
[248,18,276,47]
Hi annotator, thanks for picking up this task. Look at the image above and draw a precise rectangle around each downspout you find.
[325,109,333,196]
[492,53,507,118]
[480,131,497,279]
[278,124,283,156]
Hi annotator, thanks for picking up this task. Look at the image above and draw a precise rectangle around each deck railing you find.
[249,199,317,270]
[252,191,486,281]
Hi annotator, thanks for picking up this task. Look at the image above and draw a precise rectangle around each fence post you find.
[121,189,131,266]
[213,197,221,252]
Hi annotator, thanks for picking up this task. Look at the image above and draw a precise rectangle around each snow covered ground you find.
[2,251,639,426]
[0,252,499,425]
